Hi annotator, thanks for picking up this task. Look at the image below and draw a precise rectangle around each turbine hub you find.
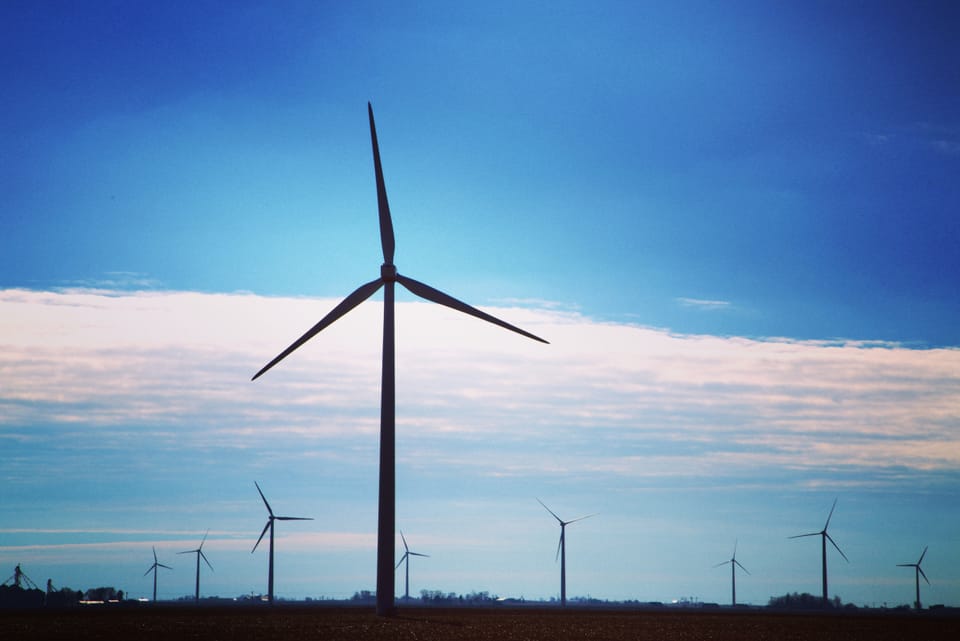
[381,263,397,282]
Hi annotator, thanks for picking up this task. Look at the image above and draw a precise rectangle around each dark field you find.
[4,605,958,641]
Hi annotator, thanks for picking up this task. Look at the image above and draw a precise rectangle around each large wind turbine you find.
[788,498,848,604]
[897,546,930,610]
[252,481,313,603]
[395,530,429,600]
[143,546,172,603]
[713,540,749,606]
[538,499,596,607]
[178,531,213,604]
[252,103,547,616]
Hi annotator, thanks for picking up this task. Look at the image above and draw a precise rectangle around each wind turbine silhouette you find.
[252,103,547,616]
[897,546,930,610]
[252,481,313,603]
[143,546,172,603]
[538,499,596,607]
[788,498,848,604]
[712,540,749,606]
[395,530,429,600]
[178,531,213,604]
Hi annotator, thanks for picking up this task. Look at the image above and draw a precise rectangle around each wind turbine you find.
[712,540,749,606]
[143,546,172,602]
[252,103,548,616]
[788,498,848,604]
[538,499,596,607]
[178,531,213,604]
[395,530,429,600]
[897,546,930,610]
[252,481,313,603]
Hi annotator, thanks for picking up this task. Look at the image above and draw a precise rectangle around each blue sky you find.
[2,1,959,606]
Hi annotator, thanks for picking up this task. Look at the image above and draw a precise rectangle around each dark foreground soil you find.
[3,605,958,641]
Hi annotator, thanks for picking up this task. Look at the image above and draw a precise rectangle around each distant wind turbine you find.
[897,546,930,610]
[713,540,749,606]
[143,546,172,602]
[538,499,596,607]
[178,531,213,604]
[252,481,313,603]
[395,530,429,600]
[252,103,548,616]
[788,498,848,604]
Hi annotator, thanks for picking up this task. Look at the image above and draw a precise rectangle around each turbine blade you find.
[255,481,274,517]
[397,274,548,344]
[368,102,395,266]
[400,530,409,553]
[144,565,154,577]
[788,532,820,539]
[712,560,729,569]
[275,516,313,521]
[410,552,429,558]
[567,513,598,525]
[918,545,928,565]
[734,559,750,575]
[896,563,914,568]
[153,546,159,563]
[555,531,563,562]
[537,498,563,523]
[199,529,209,549]
[176,550,194,555]
[200,550,214,571]
[919,566,930,585]
[824,498,838,530]
[158,564,172,570]
[252,278,384,380]
[825,532,849,562]
[252,521,271,553]
[395,552,408,570]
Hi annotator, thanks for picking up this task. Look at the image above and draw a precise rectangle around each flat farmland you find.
[3,605,958,641]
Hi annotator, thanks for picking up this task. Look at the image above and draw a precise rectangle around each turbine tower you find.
[252,481,313,603]
[252,103,547,616]
[395,530,429,600]
[713,540,749,606]
[788,498,848,604]
[538,499,596,607]
[897,546,930,610]
[178,531,213,604]
[143,546,172,602]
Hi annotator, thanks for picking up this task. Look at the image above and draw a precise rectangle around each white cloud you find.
[1,287,959,487]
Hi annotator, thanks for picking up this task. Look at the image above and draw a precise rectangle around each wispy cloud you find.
[56,272,164,291]
[860,122,960,157]
[675,297,732,310]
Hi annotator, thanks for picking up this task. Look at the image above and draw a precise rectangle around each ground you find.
[2,605,958,640]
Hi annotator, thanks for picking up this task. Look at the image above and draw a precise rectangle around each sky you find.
[1,0,958,607]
